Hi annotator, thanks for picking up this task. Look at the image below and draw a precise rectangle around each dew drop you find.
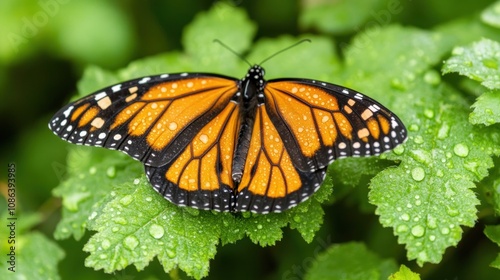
[106,166,116,178]
[120,195,133,206]
[409,124,419,132]
[393,145,405,155]
[257,224,263,230]
[453,143,469,157]
[401,213,410,221]
[411,225,425,237]
[441,227,450,235]
[166,249,176,258]
[429,235,436,241]
[482,58,498,69]
[293,215,302,223]
[99,254,108,260]
[89,166,97,175]
[446,207,460,217]
[437,122,450,140]
[410,150,432,165]
[113,217,128,225]
[145,196,153,202]
[413,135,424,144]
[124,236,139,250]
[426,215,437,229]
[397,224,409,233]
[390,78,407,91]
[101,239,111,249]
[411,167,426,181]
[149,224,165,239]
[424,109,434,119]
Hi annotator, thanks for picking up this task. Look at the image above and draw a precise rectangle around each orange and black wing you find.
[144,101,242,211]
[234,104,327,213]
[234,78,407,213]
[49,73,244,211]
[49,73,239,167]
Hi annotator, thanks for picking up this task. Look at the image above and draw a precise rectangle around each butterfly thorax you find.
[231,65,266,184]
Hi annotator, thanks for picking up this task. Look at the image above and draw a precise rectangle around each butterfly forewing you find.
[49,74,239,167]
[264,79,407,172]
[145,101,241,211]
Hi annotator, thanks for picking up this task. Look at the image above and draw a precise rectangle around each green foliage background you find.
[1,0,500,279]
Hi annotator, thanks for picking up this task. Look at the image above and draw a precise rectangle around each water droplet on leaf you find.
[101,239,111,249]
[426,215,437,229]
[411,167,426,181]
[166,249,176,258]
[453,143,469,157]
[124,236,139,250]
[113,217,128,225]
[397,224,409,233]
[149,224,165,239]
[411,225,425,237]
[106,166,116,178]
[441,227,450,235]
[120,195,133,206]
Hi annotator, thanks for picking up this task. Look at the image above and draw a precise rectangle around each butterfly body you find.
[49,64,407,214]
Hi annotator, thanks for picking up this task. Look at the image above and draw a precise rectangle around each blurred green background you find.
[0,0,498,279]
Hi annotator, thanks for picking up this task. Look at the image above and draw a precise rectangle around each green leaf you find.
[299,0,389,35]
[485,225,500,269]
[338,25,500,266]
[182,3,256,73]
[469,90,500,125]
[482,1,500,29]
[443,38,500,90]
[52,147,143,240]
[304,242,397,280]
[83,177,221,279]
[389,265,421,280]
[0,232,65,280]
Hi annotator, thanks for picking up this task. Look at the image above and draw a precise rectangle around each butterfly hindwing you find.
[49,74,239,167]
[234,105,327,213]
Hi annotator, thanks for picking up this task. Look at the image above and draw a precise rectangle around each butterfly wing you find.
[48,73,239,167]
[145,102,241,211]
[234,79,407,213]
[264,79,407,171]
[234,105,327,213]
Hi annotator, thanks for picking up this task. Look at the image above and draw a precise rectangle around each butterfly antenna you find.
[213,39,252,67]
[259,39,311,65]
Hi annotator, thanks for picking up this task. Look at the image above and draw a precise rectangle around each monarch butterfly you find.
[49,43,407,214]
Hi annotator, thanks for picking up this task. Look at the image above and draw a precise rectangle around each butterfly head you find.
[242,65,266,91]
